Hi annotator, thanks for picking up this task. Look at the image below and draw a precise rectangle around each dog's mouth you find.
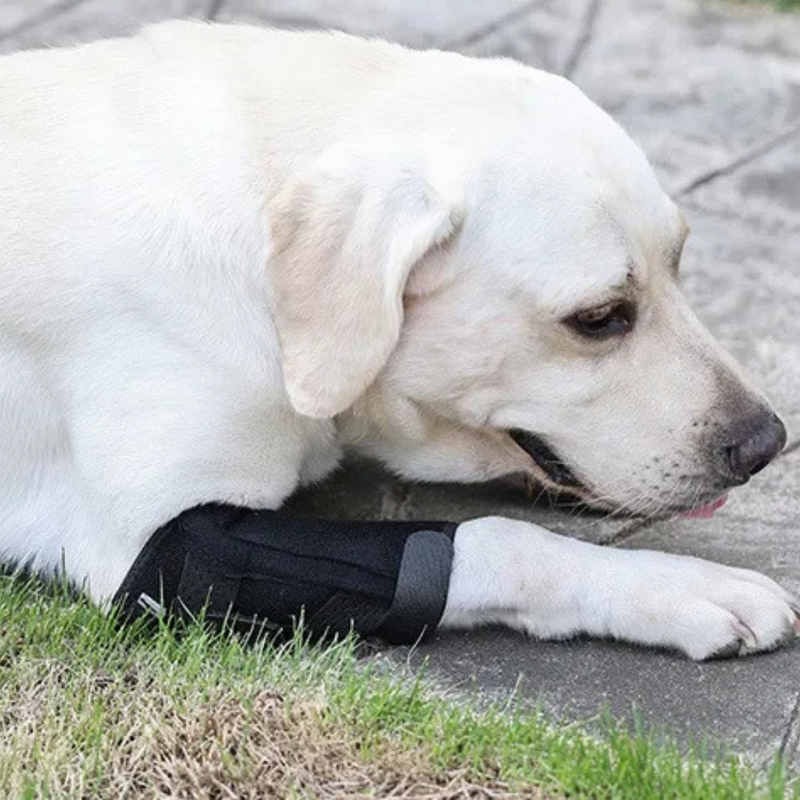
[507,428,729,519]
[507,429,591,498]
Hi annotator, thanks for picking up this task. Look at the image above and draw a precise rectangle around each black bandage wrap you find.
[114,504,457,644]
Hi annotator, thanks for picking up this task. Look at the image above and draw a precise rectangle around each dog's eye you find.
[565,301,635,340]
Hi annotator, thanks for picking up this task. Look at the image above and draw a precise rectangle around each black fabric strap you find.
[114,504,456,644]
[380,530,454,643]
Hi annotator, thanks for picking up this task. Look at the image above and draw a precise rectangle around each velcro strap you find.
[380,530,454,644]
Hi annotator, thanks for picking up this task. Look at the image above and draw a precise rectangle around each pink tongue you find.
[680,494,728,519]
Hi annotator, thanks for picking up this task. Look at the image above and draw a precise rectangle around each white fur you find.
[0,21,795,657]
[442,518,798,660]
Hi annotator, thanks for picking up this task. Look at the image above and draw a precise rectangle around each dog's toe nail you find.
[733,620,758,654]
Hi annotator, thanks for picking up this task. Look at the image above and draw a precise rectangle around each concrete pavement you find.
[2,0,799,769]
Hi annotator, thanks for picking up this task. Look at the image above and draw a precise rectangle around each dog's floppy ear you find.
[268,142,463,419]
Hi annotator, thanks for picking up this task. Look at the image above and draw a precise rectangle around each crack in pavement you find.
[562,0,602,79]
[675,119,800,197]
[778,690,800,763]
[602,518,654,547]
[0,0,90,42]
[680,197,759,223]
[206,0,227,21]
[441,0,540,51]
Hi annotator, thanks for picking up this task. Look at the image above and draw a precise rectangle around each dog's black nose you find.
[725,413,787,484]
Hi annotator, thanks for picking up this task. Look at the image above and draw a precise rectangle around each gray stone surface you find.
[1,0,799,769]
[571,0,800,193]
[688,133,800,238]
[0,0,209,53]
[680,206,800,438]
[0,0,70,37]
[392,629,800,765]
[216,0,532,49]
[455,0,593,73]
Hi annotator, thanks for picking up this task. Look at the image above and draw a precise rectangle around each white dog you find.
[0,20,795,660]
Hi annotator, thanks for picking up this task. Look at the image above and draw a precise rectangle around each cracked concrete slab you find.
[674,120,800,198]
[215,0,532,48]
[453,0,593,74]
[685,129,800,236]
[0,0,79,38]
[781,693,800,770]
[570,0,800,193]
[0,0,209,53]
[679,206,800,437]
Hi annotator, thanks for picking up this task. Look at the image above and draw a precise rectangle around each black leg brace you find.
[114,504,457,644]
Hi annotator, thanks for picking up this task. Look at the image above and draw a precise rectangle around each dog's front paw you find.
[442,519,799,660]
[609,551,800,660]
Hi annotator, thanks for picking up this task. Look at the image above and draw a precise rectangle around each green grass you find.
[743,0,800,9]
[0,572,796,799]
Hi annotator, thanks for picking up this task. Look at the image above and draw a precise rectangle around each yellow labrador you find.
[0,21,795,659]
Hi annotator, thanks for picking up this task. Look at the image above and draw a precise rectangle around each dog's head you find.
[268,61,785,517]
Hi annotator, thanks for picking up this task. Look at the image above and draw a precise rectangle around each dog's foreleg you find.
[441,517,800,659]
